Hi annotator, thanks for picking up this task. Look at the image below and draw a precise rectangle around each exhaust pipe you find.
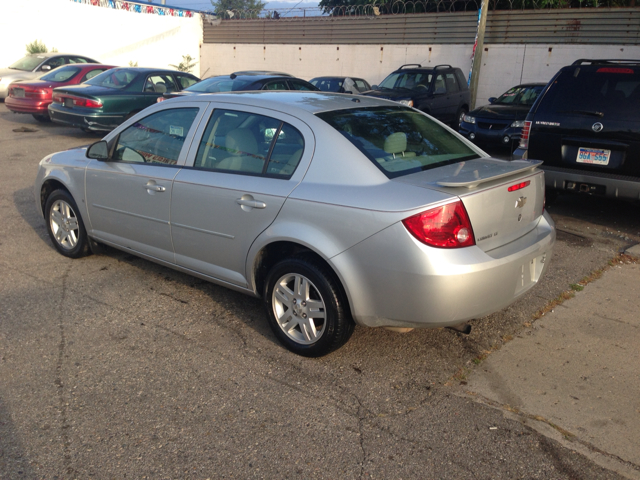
[446,324,472,335]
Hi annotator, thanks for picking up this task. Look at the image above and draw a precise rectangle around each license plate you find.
[577,147,610,165]
[64,98,74,108]
[13,88,25,98]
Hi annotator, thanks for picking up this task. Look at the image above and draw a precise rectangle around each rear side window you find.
[317,106,478,179]
[194,109,304,178]
[542,67,640,117]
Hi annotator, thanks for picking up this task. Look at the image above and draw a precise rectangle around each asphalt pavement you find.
[1,103,639,479]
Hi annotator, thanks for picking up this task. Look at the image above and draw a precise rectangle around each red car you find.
[6,63,115,122]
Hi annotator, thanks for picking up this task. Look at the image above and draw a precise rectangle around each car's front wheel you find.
[45,189,90,258]
[264,257,354,357]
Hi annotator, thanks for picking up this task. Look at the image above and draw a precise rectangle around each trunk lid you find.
[395,158,545,252]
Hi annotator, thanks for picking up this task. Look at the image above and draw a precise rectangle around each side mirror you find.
[371,85,378,90]
[488,97,497,104]
[41,65,52,72]
[86,140,109,160]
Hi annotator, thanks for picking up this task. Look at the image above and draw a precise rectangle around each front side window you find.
[113,108,199,165]
[354,79,370,92]
[316,106,478,179]
[194,109,304,177]
[40,66,81,83]
[445,73,459,93]
[42,57,66,70]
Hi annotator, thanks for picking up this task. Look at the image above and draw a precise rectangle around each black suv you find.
[361,64,471,128]
[515,59,640,201]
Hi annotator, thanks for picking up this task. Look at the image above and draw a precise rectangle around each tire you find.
[264,257,355,357]
[454,107,468,131]
[44,189,90,258]
[32,114,51,123]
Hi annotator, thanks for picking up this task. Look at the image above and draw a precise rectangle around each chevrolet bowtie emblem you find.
[515,196,527,208]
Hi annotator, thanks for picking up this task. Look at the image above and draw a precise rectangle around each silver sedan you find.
[34,92,555,356]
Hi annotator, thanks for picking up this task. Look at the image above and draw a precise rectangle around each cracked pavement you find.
[1,103,639,479]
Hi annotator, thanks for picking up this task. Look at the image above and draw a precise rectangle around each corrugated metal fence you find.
[203,8,640,45]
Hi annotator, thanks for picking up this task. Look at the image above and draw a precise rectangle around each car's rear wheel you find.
[45,189,90,258]
[32,114,51,123]
[264,257,354,357]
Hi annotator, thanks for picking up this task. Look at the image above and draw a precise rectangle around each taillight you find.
[518,120,531,150]
[402,200,475,248]
[72,97,102,108]
[508,180,530,192]
[52,94,63,104]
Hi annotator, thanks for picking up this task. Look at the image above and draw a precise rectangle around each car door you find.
[171,105,312,287]
[85,105,204,263]
[428,72,458,123]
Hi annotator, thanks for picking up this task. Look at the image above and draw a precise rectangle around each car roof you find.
[110,67,189,74]
[164,91,399,114]
[392,64,456,73]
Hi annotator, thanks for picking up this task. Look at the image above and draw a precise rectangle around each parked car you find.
[514,59,640,201]
[159,73,318,101]
[459,83,546,149]
[5,64,116,122]
[0,53,99,99]
[361,64,471,128]
[310,76,371,94]
[34,92,555,356]
[47,67,200,132]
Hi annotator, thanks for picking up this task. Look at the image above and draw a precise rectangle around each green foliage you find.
[129,60,139,67]
[26,40,48,54]
[211,0,266,18]
[169,55,198,73]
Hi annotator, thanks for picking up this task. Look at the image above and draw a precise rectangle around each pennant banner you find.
[72,0,196,18]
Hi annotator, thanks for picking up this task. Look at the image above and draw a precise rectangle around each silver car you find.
[0,53,99,99]
[34,92,555,356]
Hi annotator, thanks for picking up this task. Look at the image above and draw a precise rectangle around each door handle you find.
[236,198,266,209]
[143,183,166,192]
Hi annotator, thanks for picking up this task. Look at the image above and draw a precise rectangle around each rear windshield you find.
[543,67,640,117]
[86,69,139,89]
[186,77,253,93]
[40,66,81,83]
[9,55,45,72]
[316,106,479,179]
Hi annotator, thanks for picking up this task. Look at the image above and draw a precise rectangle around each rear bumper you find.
[543,165,640,201]
[332,213,555,328]
[5,96,49,114]
[48,104,123,131]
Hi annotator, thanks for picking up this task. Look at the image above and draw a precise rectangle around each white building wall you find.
[0,0,202,77]
[201,43,640,106]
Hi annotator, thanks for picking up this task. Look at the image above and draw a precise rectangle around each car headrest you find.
[225,128,258,156]
[383,132,407,155]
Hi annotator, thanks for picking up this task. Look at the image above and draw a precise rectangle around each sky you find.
[154,0,320,12]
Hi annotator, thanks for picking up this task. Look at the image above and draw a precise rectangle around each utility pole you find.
[468,0,489,110]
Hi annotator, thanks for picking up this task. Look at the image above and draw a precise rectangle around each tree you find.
[170,55,198,73]
[210,0,266,18]
[26,40,48,54]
